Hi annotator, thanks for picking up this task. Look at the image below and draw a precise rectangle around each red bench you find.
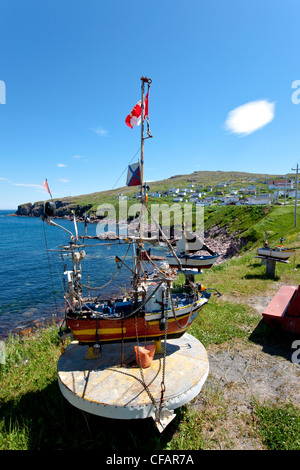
[262,285,300,334]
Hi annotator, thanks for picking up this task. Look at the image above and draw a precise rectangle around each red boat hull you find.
[66,302,206,345]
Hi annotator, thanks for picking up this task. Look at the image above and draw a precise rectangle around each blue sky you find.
[1,0,300,209]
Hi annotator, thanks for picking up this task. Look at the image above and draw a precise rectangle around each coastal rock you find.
[15,200,89,218]
[16,203,33,216]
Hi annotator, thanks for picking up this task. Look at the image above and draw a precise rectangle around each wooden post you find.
[266,258,276,277]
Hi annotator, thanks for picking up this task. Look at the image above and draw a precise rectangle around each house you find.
[196,200,211,206]
[246,196,271,205]
[173,197,183,202]
[148,192,161,197]
[268,179,293,190]
[169,187,180,194]
[223,196,240,204]
[241,189,256,195]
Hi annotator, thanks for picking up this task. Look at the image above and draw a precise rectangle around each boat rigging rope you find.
[43,220,59,316]
[144,204,183,270]
[168,280,198,330]
[134,316,159,411]
[77,279,165,320]
[80,269,120,290]
[79,243,131,291]
[111,146,141,190]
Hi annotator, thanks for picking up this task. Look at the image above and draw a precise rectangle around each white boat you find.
[166,231,220,271]
[257,232,295,260]
[257,246,295,260]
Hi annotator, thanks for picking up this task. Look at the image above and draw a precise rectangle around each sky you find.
[1,0,300,209]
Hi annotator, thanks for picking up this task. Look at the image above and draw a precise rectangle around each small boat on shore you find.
[257,235,295,260]
[42,77,215,431]
[166,231,220,271]
[41,77,213,350]
[257,246,295,260]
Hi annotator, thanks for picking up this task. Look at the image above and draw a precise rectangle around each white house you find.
[246,196,271,205]
[173,197,183,202]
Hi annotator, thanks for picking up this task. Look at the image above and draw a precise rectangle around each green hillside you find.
[204,204,298,248]
[19,169,294,216]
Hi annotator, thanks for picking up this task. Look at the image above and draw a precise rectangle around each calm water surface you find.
[0,210,158,338]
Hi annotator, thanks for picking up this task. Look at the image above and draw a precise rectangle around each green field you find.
[2,201,299,450]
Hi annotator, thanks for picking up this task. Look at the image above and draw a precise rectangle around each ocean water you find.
[0,209,154,339]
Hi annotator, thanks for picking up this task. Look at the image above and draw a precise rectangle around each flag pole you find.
[140,77,146,191]
[140,76,152,194]
[133,77,150,296]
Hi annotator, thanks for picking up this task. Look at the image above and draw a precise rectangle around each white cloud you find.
[57,163,67,167]
[224,100,275,136]
[93,127,108,137]
[59,178,69,183]
[13,183,44,189]
[0,177,12,182]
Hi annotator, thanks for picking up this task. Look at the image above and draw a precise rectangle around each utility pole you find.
[284,175,287,205]
[291,164,299,228]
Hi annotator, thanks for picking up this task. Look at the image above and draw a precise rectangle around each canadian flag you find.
[125,90,149,129]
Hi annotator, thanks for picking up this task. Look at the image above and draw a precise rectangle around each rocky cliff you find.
[15,200,93,219]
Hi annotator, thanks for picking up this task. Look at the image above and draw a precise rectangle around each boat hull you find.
[257,248,295,260]
[66,299,208,345]
[166,253,220,271]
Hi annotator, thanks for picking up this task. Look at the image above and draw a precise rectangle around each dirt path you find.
[195,293,300,449]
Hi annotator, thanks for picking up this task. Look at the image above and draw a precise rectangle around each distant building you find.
[173,197,183,202]
[246,196,271,205]
[268,179,293,189]
[241,189,256,195]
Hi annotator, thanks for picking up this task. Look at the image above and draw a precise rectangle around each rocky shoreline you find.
[14,202,245,260]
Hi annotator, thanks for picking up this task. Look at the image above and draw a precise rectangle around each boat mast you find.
[133,76,151,296]
[140,76,151,201]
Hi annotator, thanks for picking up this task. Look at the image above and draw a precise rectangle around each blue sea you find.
[0,209,165,339]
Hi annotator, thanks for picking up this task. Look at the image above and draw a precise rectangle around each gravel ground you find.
[195,293,300,449]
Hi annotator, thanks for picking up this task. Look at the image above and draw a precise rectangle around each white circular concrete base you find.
[57,333,209,421]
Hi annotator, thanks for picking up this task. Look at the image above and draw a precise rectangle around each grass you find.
[1,202,300,450]
[253,401,300,450]
[1,288,299,450]
[189,297,259,346]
